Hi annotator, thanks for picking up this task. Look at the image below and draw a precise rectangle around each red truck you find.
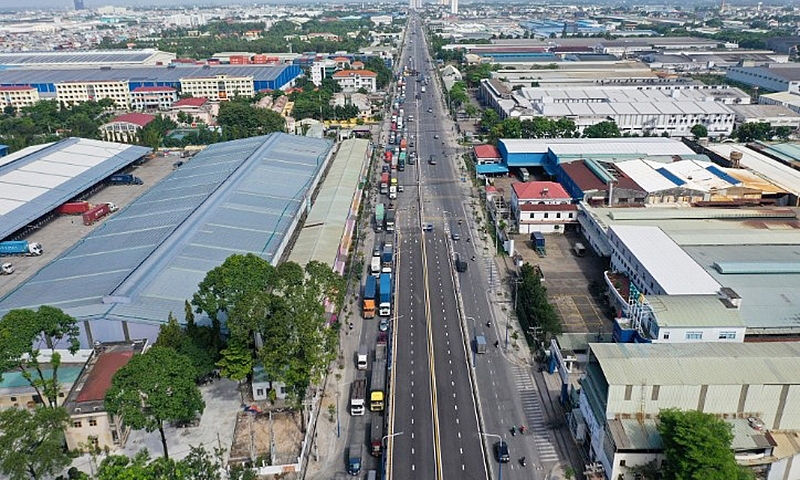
[57,201,91,215]
[384,151,393,164]
[82,203,111,225]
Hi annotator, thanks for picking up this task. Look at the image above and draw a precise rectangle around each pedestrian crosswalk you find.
[513,366,559,463]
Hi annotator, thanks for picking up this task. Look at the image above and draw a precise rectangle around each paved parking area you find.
[512,232,611,335]
[0,151,185,298]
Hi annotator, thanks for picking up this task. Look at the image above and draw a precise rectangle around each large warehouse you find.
[0,133,334,347]
[0,49,176,69]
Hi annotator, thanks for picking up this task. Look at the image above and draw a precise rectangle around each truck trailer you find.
[82,203,111,225]
[370,418,384,457]
[375,204,385,232]
[0,240,43,256]
[380,172,390,194]
[370,359,387,412]
[379,273,391,317]
[362,275,377,319]
[56,201,91,215]
[370,255,381,277]
[385,209,396,231]
[108,173,143,185]
[350,378,367,416]
[381,245,393,274]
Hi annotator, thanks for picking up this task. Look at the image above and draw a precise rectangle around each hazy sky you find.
[0,0,299,11]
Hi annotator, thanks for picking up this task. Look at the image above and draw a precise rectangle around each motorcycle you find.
[520,457,526,467]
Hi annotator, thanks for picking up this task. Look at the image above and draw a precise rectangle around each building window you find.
[73,421,82,428]
[719,331,736,340]
[89,418,97,427]
[662,331,670,340]
[686,331,703,340]
[651,385,660,401]
[619,459,627,467]
[624,385,633,401]
[257,388,264,397]
[10,396,16,402]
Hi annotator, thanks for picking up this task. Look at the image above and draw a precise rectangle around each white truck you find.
[370,256,381,277]
[350,378,367,416]
[1,262,13,275]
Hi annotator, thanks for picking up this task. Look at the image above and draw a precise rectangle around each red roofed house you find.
[63,341,146,452]
[0,86,40,112]
[558,160,647,207]
[332,69,378,93]
[473,144,502,165]
[100,112,156,143]
[511,181,577,234]
[169,97,216,126]
[130,86,178,111]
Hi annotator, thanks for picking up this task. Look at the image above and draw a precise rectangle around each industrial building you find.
[574,342,800,480]
[0,138,151,241]
[0,133,334,348]
[0,49,176,69]
[726,63,800,93]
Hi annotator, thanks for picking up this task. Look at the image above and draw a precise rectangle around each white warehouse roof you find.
[609,225,721,295]
[707,143,800,197]
[500,137,696,157]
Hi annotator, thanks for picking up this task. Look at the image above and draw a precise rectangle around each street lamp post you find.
[467,316,477,364]
[335,391,340,438]
[382,431,404,446]
[481,432,503,480]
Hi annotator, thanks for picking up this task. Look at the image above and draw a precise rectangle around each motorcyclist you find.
[511,426,516,436]
[487,321,492,328]
[520,457,526,467]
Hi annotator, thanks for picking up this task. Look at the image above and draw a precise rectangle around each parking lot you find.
[511,232,610,335]
[0,151,185,298]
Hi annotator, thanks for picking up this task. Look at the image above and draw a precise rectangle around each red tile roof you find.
[512,181,571,200]
[333,56,350,62]
[474,144,501,159]
[132,86,176,92]
[0,86,35,91]
[76,351,133,403]
[560,160,644,192]
[332,69,377,78]
[173,97,209,107]
[109,112,155,128]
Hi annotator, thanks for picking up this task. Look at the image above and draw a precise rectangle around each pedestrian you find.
[349,322,354,330]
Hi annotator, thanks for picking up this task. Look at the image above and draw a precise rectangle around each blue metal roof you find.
[705,164,741,185]
[0,133,334,346]
[655,167,686,186]
[0,138,151,241]
[476,163,509,174]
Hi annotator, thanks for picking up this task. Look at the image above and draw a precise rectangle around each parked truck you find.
[350,377,367,416]
[56,201,91,215]
[1,262,13,275]
[108,173,143,185]
[0,240,43,256]
[347,440,363,475]
[370,418,384,457]
[381,245,393,274]
[370,255,381,277]
[379,273,391,318]
[380,172,390,194]
[370,359,387,412]
[375,204,385,232]
[82,203,111,226]
[385,209,396,232]
[362,275,377,319]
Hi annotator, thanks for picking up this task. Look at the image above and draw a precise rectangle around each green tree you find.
[583,120,621,138]
[0,306,80,409]
[658,409,754,480]
[0,406,72,480]
[733,122,772,142]
[154,314,217,381]
[105,347,205,459]
[217,102,285,139]
[515,263,561,340]
[96,446,223,480]
[216,339,254,402]
[480,109,500,133]
[690,123,708,139]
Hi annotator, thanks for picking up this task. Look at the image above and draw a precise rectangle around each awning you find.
[476,164,509,175]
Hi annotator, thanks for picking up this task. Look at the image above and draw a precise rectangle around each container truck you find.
[0,240,43,256]
[379,273,391,317]
[82,203,111,226]
[350,378,367,416]
[380,173,390,194]
[362,275,377,319]
[385,209,396,232]
[475,334,487,354]
[381,245,393,274]
[1,262,13,275]
[56,201,91,215]
[398,152,406,171]
[370,359,387,412]
[370,255,381,277]
[370,418,384,457]
[375,204,385,232]
[108,173,143,185]
[347,440,363,475]
[391,153,398,171]
[384,151,393,164]
[399,138,407,152]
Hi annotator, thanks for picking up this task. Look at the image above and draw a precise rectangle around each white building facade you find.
[180,74,255,101]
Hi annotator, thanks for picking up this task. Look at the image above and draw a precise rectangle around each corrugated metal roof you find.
[609,225,721,295]
[590,342,800,386]
[0,138,150,240]
[0,133,334,340]
[0,50,164,66]
[500,137,694,156]
[646,295,745,328]
[708,144,800,196]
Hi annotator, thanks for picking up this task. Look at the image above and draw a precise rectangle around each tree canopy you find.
[104,346,205,459]
[216,101,286,139]
[582,120,621,138]
[487,117,578,143]
[658,409,753,480]
[515,263,561,341]
[0,406,72,480]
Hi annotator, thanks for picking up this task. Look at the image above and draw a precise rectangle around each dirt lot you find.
[0,151,188,298]
[229,409,304,468]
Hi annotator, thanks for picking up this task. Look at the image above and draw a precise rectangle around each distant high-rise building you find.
[450,0,458,14]
[409,0,421,9]
[74,0,85,10]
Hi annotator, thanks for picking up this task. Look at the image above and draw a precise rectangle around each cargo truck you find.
[362,275,377,319]
[385,209,396,232]
[379,273,391,317]
[56,201,91,215]
[370,255,381,277]
[375,204,385,232]
[0,240,43,256]
[475,334,487,354]
[1,262,13,275]
[370,359,387,412]
[347,441,363,475]
[82,203,111,226]
[350,378,367,416]
[108,173,143,185]
[381,245,393,274]
[370,418,384,457]
[380,173,390,194]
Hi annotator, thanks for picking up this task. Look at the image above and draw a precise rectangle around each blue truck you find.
[0,240,43,256]
[381,244,393,274]
[109,173,143,185]
[362,275,377,319]
[379,273,392,317]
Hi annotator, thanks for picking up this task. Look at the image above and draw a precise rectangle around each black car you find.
[495,441,510,463]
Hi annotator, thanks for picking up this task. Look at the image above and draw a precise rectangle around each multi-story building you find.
[55,80,130,108]
[100,113,155,143]
[726,64,800,94]
[0,86,40,112]
[63,341,146,452]
[310,59,338,86]
[510,181,577,234]
[168,97,215,126]
[179,74,254,101]
[332,70,378,93]
[130,86,178,111]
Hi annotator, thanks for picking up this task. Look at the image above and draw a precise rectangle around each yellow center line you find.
[422,229,444,480]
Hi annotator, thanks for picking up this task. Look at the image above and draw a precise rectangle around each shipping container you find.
[82,203,111,226]
[57,201,91,215]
